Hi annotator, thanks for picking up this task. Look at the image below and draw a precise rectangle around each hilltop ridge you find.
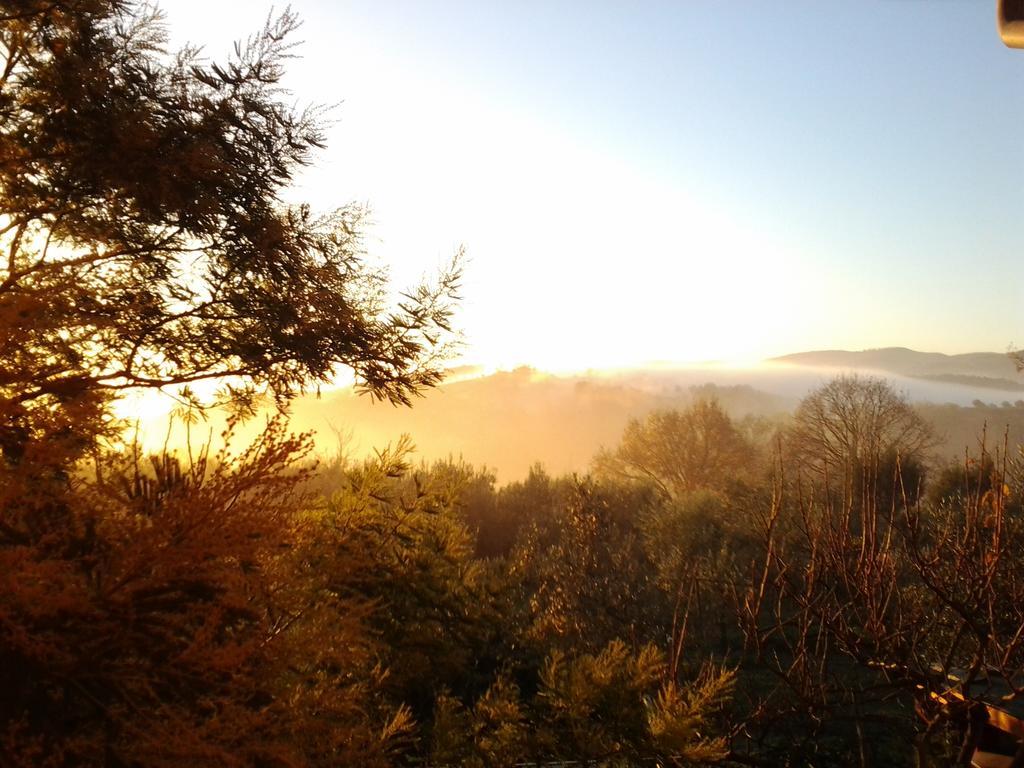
[772,347,1022,390]
[279,347,1024,480]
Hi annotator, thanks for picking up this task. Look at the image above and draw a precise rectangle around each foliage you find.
[0,417,410,766]
[3,6,1019,763]
[594,398,758,499]
[428,641,733,768]
[508,478,667,654]
[0,0,461,466]
[641,489,761,662]
[929,437,1024,517]
[536,640,733,764]
[787,375,934,491]
[312,442,504,719]
[430,678,527,768]
[744,429,1024,766]
[646,669,736,762]
[463,463,567,558]
[0,3,456,765]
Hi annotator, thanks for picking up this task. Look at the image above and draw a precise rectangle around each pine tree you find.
[0,3,458,763]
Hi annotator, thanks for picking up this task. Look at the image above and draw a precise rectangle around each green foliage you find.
[536,640,664,759]
[508,478,666,654]
[304,445,743,766]
[742,404,1024,765]
[0,3,458,765]
[428,640,733,767]
[928,446,1024,517]
[646,669,735,762]
[595,398,758,499]
[11,12,1010,761]
[0,417,410,766]
[642,490,733,585]
[430,678,527,768]
[536,640,733,764]
[464,463,568,558]
[313,441,503,718]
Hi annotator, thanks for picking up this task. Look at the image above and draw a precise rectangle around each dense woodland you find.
[3,4,1024,767]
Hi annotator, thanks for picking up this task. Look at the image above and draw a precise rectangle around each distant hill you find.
[772,347,1022,388]
[287,370,788,481]
[917,374,1024,392]
[272,348,1024,480]
[770,346,1024,461]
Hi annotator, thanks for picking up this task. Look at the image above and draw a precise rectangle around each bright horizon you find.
[159,1,1023,374]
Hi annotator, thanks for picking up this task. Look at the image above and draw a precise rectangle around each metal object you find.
[998,0,1024,48]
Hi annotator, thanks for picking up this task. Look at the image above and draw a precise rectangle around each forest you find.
[3,3,1024,767]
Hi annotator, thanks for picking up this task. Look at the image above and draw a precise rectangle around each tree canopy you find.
[788,374,934,485]
[0,0,460,467]
[594,398,757,499]
[0,4,460,765]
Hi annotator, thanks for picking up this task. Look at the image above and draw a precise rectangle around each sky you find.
[158,0,1024,372]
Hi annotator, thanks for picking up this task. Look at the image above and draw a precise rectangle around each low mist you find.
[277,348,1024,480]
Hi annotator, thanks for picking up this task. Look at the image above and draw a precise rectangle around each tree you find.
[594,398,757,500]
[0,3,459,764]
[0,1,460,468]
[745,437,1024,767]
[0,416,414,766]
[508,478,667,655]
[315,442,503,721]
[430,677,527,768]
[788,375,933,493]
[640,488,761,661]
[534,640,733,764]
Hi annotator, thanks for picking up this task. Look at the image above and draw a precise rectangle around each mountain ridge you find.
[771,347,1021,387]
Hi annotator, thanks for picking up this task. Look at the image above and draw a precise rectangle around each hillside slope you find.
[773,347,1022,390]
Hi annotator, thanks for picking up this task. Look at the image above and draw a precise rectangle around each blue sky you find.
[162,1,1024,369]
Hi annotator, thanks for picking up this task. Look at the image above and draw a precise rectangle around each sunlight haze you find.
[159,0,1022,371]
[8,6,1024,761]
